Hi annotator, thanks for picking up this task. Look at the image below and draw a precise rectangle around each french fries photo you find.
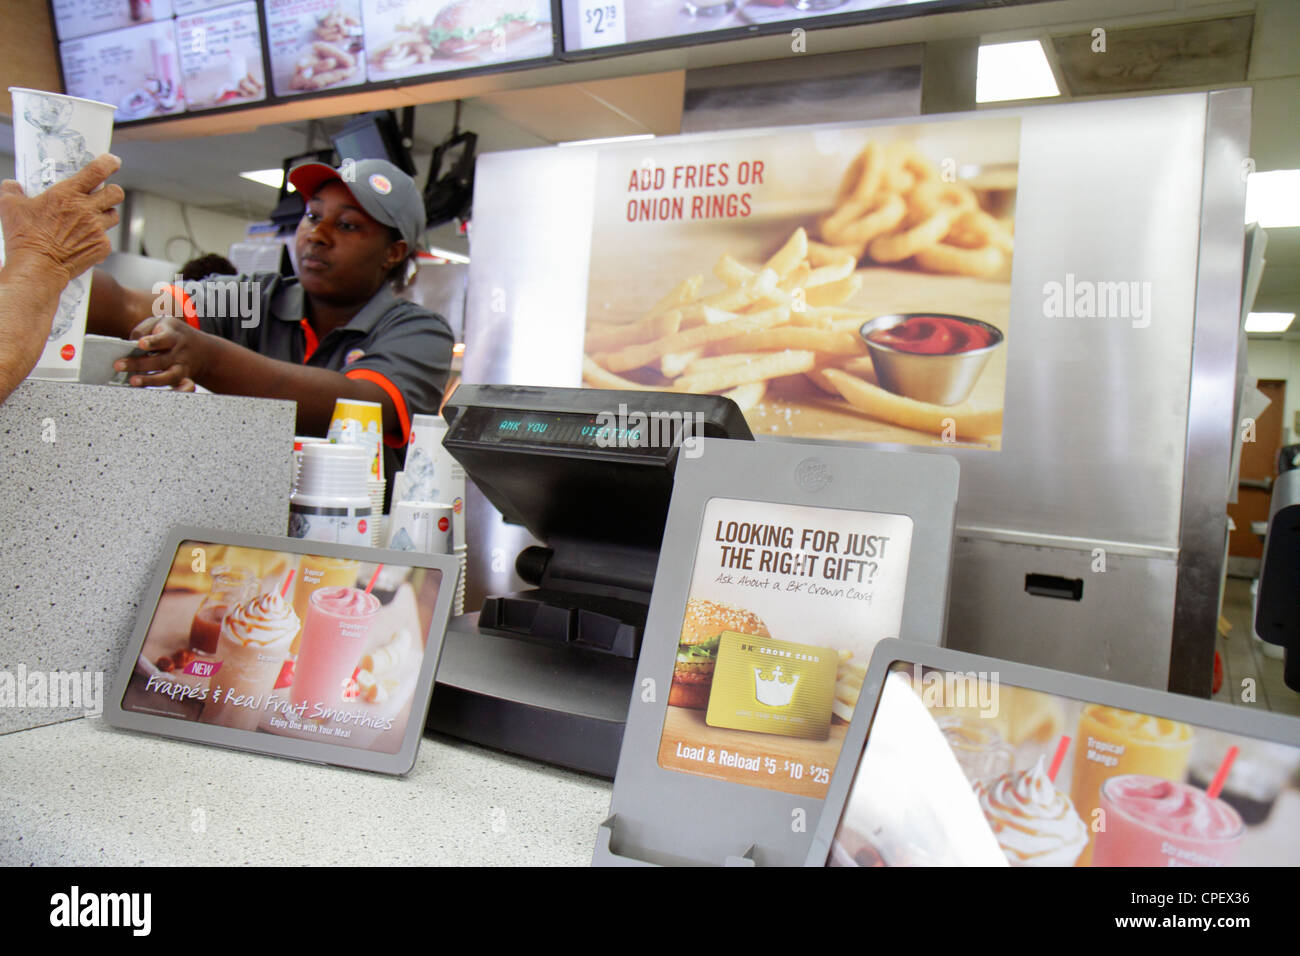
[582,225,1004,442]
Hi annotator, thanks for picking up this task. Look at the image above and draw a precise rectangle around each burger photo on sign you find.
[365,0,552,80]
[668,599,769,710]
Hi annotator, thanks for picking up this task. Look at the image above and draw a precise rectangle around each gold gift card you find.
[705,632,837,740]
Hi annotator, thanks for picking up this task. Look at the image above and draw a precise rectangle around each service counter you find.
[0,717,610,866]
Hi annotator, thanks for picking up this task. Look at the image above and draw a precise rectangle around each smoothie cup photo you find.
[1070,704,1193,865]
[1092,774,1244,867]
[289,555,361,655]
[291,586,381,718]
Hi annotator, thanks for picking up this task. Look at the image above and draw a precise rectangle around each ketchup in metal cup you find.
[867,315,993,355]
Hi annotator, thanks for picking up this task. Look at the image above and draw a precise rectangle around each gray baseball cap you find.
[288,158,425,250]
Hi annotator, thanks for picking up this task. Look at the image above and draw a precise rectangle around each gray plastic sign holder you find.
[805,638,1300,866]
[105,526,460,776]
[593,439,959,866]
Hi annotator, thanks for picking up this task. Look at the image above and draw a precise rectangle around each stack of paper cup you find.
[292,435,330,490]
[290,443,372,546]
[404,414,467,548]
[367,479,386,547]
[328,397,384,481]
[454,547,467,617]
[385,502,454,555]
[8,88,115,383]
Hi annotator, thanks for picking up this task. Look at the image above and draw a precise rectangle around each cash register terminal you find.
[425,384,752,776]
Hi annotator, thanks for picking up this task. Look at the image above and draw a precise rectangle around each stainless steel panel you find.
[1169,88,1251,696]
[460,93,1246,693]
[946,537,1178,689]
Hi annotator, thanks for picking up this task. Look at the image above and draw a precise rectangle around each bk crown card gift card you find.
[706,633,838,740]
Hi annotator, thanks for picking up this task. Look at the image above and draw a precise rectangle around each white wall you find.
[116,191,254,268]
[1246,338,1300,444]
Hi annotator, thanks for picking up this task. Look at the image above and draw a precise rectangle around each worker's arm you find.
[119,316,399,436]
[86,267,165,340]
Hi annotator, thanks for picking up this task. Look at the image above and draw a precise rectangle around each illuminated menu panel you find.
[561,0,1006,53]
[361,0,554,83]
[61,20,185,120]
[175,1,267,111]
[266,0,367,98]
[52,0,175,42]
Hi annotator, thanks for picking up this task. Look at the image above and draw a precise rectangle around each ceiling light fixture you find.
[1244,169,1300,228]
[976,40,1060,103]
[1245,312,1295,334]
[557,134,655,148]
[240,168,287,191]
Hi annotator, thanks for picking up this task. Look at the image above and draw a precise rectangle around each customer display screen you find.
[464,407,681,457]
[119,539,444,755]
[825,662,1300,866]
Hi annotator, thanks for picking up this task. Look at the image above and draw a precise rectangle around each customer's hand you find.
[118,315,211,389]
[0,154,124,284]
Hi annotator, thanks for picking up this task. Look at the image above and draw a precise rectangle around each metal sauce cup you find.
[859,313,1004,406]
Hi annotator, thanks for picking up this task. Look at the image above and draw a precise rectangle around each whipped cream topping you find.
[975,757,1088,866]
[1103,775,1242,840]
[221,593,299,648]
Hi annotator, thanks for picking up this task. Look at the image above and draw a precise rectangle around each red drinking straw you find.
[1206,746,1239,800]
[365,564,383,594]
[1047,734,1072,782]
[280,568,295,598]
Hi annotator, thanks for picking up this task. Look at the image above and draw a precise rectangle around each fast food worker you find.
[86,158,453,480]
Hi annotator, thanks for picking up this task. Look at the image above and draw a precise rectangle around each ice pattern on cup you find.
[19,95,96,194]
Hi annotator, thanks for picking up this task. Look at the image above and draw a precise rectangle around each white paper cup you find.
[9,88,115,383]
[386,501,454,554]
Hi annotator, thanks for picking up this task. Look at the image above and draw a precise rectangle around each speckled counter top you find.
[0,718,612,866]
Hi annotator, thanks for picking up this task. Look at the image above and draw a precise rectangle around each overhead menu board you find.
[361,0,554,82]
[266,0,367,98]
[561,0,1028,53]
[172,0,239,12]
[60,20,186,121]
[51,0,175,42]
[175,1,267,111]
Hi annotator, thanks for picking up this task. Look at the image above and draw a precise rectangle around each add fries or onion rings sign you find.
[581,117,1020,452]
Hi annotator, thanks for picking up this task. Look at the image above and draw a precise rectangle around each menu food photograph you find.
[119,540,444,755]
[583,115,1018,450]
[656,497,914,798]
[52,0,173,42]
[268,0,367,97]
[826,663,1300,866]
[361,0,554,82]
[60,19,186,120]
[175,1,267,111]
